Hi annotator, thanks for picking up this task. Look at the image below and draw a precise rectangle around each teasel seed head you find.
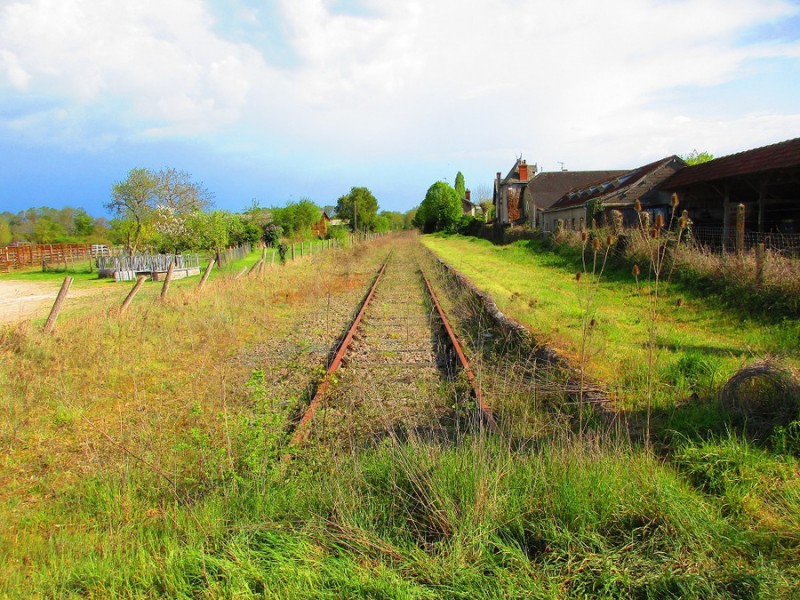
[592,237,601,251]
[606,235,614,246]
[632,264,640,277]
[679,216,688,229]
[634,199,642,212]
[671,193,680,208]
[580,229,588,242]
[575,272,582,282]
[655,213,665,229]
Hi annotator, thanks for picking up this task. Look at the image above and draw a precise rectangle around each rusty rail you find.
[420,269,499,433]
[287,253,497,452]
[288,257,390,447]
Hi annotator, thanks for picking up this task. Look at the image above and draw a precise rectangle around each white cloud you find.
[0,0,268,143]
[1,0,799,171]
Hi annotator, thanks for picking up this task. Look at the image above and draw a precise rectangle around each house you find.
[542,156,686,232]
[493,158,537,224]
[526,170,628,228]
[462,189,477,216]
[661,137,800,243]
[311,210,331,238]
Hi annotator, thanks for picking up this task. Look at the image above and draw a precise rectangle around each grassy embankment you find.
[1,234,799,597]
[422,234,799,420]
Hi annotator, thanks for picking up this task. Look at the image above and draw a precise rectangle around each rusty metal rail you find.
[288,252,496,450]
[420,268,499,433]
[289,257,389,447]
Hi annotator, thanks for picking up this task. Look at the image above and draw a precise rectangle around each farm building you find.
[311,210,331,238]
[493,158,537,225]
[661,137,800,250]
[541,156,686,232]
[526,170,628,228]
[462,190,478,216]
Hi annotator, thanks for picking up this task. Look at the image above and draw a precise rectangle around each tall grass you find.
[2,235,800,597]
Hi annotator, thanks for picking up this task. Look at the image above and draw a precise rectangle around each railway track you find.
[289,242,496,449]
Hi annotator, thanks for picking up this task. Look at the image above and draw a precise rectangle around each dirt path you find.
[0,280,114,324]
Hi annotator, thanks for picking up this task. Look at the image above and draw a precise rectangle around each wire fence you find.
[689,226,800,256]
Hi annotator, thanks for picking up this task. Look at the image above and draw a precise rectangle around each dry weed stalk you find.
[635,193,687,448]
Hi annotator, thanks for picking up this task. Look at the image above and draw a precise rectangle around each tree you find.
[106,167,213,254]
[454,171,466,199]
[681,150,714,166]
[107,168,159,254]
[0,217,12,245]
[270,198,321,238]
[335,187,379,232]
[73,209,95,237]
[414,181,461,233]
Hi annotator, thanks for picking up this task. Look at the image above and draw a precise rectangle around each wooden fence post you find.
[735,203,745,256]
[291,244,295,261]
[43,276,73,333]
[755,243,765,287]
[160,262,175,299]
[120,276,146,314]
[198,259,215,290]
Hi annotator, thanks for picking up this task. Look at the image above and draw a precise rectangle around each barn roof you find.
[548,156,684,211]
[528,171,628,210]
[663,137,800,188]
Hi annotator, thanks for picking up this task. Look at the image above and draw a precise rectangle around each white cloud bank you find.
[1,0,800,170]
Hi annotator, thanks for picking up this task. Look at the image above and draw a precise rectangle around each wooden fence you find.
[0,243,96,273]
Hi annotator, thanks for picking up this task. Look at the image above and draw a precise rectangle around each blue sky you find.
[1,0,800,218]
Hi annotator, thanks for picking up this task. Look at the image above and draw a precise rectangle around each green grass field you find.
[422,234,799,416]
[1,235,799,598]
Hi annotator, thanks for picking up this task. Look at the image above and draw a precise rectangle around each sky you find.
[1,0,800,217]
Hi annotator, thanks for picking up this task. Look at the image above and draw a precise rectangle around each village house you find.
[661,137,800,249]
[526,170,628,228]
[493,158,537,225]
[542,156,686,232]
[462,189,477,216]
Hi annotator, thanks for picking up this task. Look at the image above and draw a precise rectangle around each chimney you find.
[518,160,528,181]
[465,189,471,201]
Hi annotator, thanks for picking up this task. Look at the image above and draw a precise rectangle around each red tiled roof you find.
[663,137,800,188]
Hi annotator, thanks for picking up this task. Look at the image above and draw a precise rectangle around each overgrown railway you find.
[289,242,496,449]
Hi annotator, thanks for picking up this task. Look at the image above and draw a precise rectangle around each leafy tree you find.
[335,187,379,232]
[378,210,405,231]
[34,218,64,243]
[270,198,321,238]
[454,171,466,199]
[403,208,418,230]
[106,167,213,254]
[681,150,714,166]
[73,209,95,237]
[414,181,461,233]
[0,217,12,245]
[107,168,159,254]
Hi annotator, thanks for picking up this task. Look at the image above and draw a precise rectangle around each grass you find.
[1,234,799,598]
[421,234,799,419]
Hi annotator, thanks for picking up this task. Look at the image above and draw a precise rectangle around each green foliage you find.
[454,171,466,199]
[334,187,379,232]
[270,199,322,239]
[415,181,461,233]
[107,167,213,253]
[0,217,10,245]
[0,207,107,245]
[681,150,714,166]
[262,223,283,246]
